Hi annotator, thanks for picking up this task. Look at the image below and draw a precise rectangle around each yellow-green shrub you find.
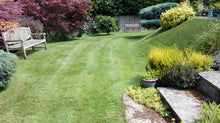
[148,47,212,78]
[126,84,170,118]
[148,47,184,77]
[160,0,194,30]
[184,48,212,71]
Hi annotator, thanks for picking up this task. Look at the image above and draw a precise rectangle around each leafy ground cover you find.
[0,19,219,122]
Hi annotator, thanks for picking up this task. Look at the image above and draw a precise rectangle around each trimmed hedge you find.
[140,19,160,29]
[0,50,18,89]
[139,2,176,28]
[139,2,177,20]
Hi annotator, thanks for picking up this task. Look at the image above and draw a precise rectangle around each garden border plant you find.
[0,50,18,90]
[126,84,171,118]
[148,47,212,87]
[195,102,220,123]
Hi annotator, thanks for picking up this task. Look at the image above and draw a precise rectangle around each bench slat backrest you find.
[1,27,32,42]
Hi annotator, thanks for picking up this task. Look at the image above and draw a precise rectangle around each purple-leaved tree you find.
[20,0,92,38]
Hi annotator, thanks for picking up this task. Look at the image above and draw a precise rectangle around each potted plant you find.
[140,70,159,88]
[201,8,209,16]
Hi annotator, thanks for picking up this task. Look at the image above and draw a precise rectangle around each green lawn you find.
[0,19,218,122]
[0,31,150,123]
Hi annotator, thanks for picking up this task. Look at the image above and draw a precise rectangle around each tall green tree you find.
[90,0,180,16]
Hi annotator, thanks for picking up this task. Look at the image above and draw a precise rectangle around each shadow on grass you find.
[0,86,8,93]
[123,35,146,40]
[48,38,81,43]
[14,49,40,59]
[87,33,111,37]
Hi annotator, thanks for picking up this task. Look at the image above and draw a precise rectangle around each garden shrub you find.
[160,0,194,30]
[195,102,220,123]
[211,51,220,71]
[18,16,44,33]
[162,64,200,89]
[139,2,176,29]
[139,2,177,20]
[148,47,212,80]
[148,47,184,78]
[184,48,212,72]
[140,19,160,29]
[88,15,118,35]
[0,50,18,89]
[127,84,170,118]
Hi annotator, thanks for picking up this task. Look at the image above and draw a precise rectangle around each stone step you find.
[197,71,220,104]
[158,87,203,123]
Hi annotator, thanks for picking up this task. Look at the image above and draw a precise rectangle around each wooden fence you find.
[116,15,146,32]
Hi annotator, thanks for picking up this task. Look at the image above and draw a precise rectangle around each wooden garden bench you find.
[1,27,47,59]
[125,24,141,32]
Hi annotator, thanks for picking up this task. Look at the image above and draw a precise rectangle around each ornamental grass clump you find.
[160,0,194,30]
[127,84,170,118]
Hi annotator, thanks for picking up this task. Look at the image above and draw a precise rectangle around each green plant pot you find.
[140,78,157,88]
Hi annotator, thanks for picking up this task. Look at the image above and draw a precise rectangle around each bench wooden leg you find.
[22,48,27,59]
[32,46,35,51]
[44,41,47,50]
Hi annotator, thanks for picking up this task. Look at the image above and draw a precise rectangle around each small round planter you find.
[201,11,208,16]
[140,78,158,88]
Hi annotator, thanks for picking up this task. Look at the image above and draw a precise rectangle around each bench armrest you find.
[5,40,23,44]
[6,40,23,42]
